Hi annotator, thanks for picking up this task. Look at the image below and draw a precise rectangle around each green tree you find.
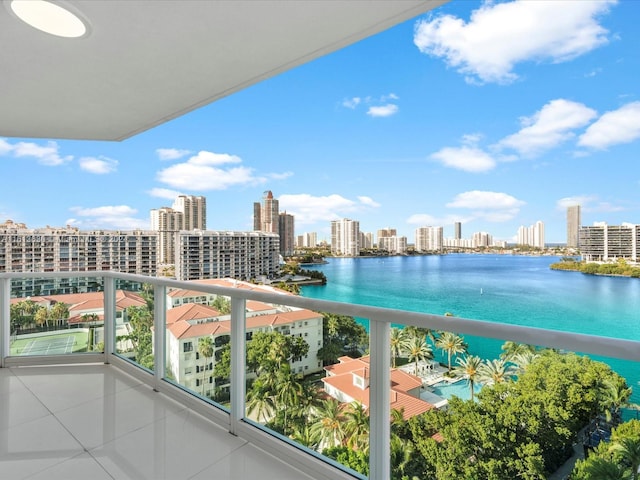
[453,354,482,401]
[390,327,406,368]
[477,358,516,386]
[344,401,370,452]
[402,334,433,376]
[610,437,640,480]
[211,295,231,314]
[246,375,276,423]
[435,331,467,374]
[198,336,214,396]
[50,302,69,327]
[309,398,346,450]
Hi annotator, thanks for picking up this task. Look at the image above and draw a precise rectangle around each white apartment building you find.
[296,232,318,248]
[472,231,494,248]
[331,219,360,256]
[253,190,279,234]
[378,236,408,254]
[360,232,374,249]
[174,230,280,281]
[166,300,324,396]
[173,195,206,230]
[580,222,639,262]
[150,206,183,265]
[0,226,158,296]
[517,221,545,248]
[415,226,443,252]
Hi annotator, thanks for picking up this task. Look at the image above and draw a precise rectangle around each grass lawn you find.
[10,330,90,356]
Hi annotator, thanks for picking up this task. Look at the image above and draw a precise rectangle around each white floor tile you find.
[24,452,113,480]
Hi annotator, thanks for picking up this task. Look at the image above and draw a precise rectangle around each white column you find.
[369,318,390,480]
[229,296,246,436]
[0,278,9,367]
[103,276,116,363]
[154,284,166,390]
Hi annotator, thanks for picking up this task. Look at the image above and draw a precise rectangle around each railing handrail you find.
[2,271,639,362]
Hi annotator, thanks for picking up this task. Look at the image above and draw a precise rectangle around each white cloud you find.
[557,195,624,213]
[68,205,148,230]
[156,148,191,160]
[147,187,184,200]
[79,156,118,174]
[497,99,597,156]
[0,138,12,155]
[406,213,470,226]
[268,171,294,181]
[156,150,287,191]
[342,97,361,109]
[12,140,72,166]
[367,104,399,118]
[446,190,525,222]
[414,0,615,84]
[578,102,640,149]
[430,146,496,172]
[279,194,379,225]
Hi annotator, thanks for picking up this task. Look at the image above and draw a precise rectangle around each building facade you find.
[174,230,280,281]
[567,205,581,248]
[296,232,318,248]
[0,226,158,296]
[278,213,295,257]
[454,222,462,240]
[253,190,279,234]
[377,236,408,255]
[150,207,183,264]
[579,223,639,262]
[415,226,443,252]
[517,221,545,248]
[331,219,360,256]
[172,195,206,231]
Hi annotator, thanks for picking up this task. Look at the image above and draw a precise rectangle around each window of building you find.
[184,367,192,375]
[183,342,193,353]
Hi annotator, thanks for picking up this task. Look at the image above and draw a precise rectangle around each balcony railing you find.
[1,270,640,480]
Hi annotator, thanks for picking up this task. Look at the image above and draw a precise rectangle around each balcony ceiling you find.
[0,0,445,141]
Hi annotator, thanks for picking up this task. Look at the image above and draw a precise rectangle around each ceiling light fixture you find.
[9,0,88,38]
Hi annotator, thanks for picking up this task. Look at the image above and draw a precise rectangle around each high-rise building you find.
[415,226,443,252]
[473,231,494,248]
[331,219,360,256]
[579,222,639,262]
[278,213,295,256]
[378,236,408,254]
[517,221,545,248]
[175,230,280,281]
[377,227,396,240]
[253,190,279,234]
[172,195,206,230]
[150,207,184,264]
[454,222,462,240]
[567,205,581,248]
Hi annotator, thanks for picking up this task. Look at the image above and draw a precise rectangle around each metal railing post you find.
[369,317,391,480]
[0,278,9,368]
[103,276,116,363]
[154,283,166,390]
[229,296,246,435]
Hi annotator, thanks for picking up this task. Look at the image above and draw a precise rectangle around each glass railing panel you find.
[163,282,230,408]
[9,276,104,356]
[114,280,154,370]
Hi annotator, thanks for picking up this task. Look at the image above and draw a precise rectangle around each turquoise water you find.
[301,254,640,402]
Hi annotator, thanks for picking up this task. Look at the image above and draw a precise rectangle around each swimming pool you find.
[431,380,482,401]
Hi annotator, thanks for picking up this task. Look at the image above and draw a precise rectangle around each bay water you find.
[301,254,640,403]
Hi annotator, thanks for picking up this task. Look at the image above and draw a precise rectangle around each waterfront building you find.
[378,236,408,255]
[253,190,279,234]
[517,221,545,248]
[377,227,397,239]
[567,206,581,248]
[415,226,443,252]
[454,222,462,240]
[580,222,639,262]
[443,237,475,249]
[278,212,295,257]
[172,195,206,231]
[296,232,317,248]
[174,230,280,281]
[361,232,374,249]
[473,231,494,248]
[0,225,157,296]
[150,206,183,265]
[331,218,360,256]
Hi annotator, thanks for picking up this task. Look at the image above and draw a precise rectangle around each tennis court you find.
[10,331,89,356]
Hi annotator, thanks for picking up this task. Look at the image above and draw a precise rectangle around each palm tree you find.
[197,336,214,396]
[344,401,370,451]
[600,379,633,423]
[583,457,632,480]
[453,355,482,401]
[477,358,516,386]
[390,327,406,368]
[509,350,540,375]
[34,306,49,328]
[309,398,346,450]
[610,437,640,480]
[275,367,303,435]
[246,376,276,423]
[402,334,433,376]
[435,331,466,374]
[290,424,320,450]
[50,302,69,327]
[500,341,535,361]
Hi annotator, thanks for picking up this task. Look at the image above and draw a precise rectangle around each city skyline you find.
[1,1,639,243]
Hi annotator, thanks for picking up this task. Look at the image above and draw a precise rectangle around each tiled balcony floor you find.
[0,364,314,480]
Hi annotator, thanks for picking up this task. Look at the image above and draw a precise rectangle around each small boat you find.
[480,288,483,295]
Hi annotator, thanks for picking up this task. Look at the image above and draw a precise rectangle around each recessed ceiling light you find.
[10,0,88,38]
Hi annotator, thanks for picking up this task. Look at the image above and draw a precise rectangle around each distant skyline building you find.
[415,226,443,252]
[378,235,408,254]
[296,232,318,248]
[567,205,581,248]
[377,227,397,240]
[331,218,360,256]
[278,212,295,256]
[361,232,374,249]
[150,206,183,264]
[172,195,206,230]
[517,221,545,248]
[472,231,493,248]
[580,222,639,262]
[253,190,279,234]
[454,222,461,240]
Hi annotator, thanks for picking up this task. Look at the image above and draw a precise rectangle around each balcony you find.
[2,271,639,480]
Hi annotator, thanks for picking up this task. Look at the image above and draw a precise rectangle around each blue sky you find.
[1,0,639,244]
